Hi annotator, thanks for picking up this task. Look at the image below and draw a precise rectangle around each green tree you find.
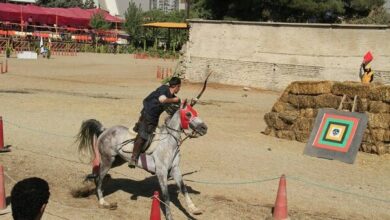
[344,0,385,18]
[348,6,390,24]
[37,0,83,8]
[90,12,111,30]
[83,0,96,9]
[190,0,212,19]
[124,1,144,46]
[196,0,387,23]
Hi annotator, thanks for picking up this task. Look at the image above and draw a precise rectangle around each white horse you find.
[76,85,209,220]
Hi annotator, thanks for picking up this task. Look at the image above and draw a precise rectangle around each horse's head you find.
[179,100,207,137]
[166,70,212,137]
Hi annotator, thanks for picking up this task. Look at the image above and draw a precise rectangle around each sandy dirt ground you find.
[0,53,389,220]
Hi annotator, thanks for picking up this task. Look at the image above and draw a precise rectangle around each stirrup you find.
[128,159,137,168]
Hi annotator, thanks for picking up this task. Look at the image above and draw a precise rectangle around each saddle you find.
[121,132,160,155]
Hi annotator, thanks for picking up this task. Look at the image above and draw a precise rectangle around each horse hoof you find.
[189,207,203,215]
[99,202,118,210]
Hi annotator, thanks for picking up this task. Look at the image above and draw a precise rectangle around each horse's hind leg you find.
[170,166,202,215]
[97,155,117,210]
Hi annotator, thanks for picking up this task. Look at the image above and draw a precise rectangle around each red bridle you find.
[180,104,198,129]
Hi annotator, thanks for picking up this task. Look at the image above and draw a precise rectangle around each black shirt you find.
[142,85,175,123]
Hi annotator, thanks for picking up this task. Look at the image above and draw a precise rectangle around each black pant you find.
[134,111,157,140]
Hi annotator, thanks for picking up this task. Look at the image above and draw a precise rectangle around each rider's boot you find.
[128,135,145,168]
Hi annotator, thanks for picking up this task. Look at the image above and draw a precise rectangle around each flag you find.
[363,51,373,64]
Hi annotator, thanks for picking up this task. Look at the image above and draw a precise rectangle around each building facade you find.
[151,0,184,12]
[6,0,37,4]
[98,0,186,17]
[385,0,390,13]
[98,0,152,17]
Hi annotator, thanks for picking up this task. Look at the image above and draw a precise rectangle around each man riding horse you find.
[129,77,182,168]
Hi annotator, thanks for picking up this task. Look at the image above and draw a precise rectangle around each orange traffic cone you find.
[0,117,11,153]
[0,117,3,150]
[150,191,161,220]
[0,165,6,210]
[273,174,288,220]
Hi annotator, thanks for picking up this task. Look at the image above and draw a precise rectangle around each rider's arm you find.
[159,95,180,104]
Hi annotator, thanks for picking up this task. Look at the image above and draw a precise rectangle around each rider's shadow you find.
[102,173,200,220]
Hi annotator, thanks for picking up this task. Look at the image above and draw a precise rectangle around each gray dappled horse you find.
[76,82,209,220]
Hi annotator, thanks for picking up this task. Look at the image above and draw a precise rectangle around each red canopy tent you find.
[0,3,123,28]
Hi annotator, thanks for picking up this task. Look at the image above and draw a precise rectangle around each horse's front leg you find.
[170,166,202,215]
[156,169,173,220]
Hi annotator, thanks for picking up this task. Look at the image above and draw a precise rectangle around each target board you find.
[304,109,368,164]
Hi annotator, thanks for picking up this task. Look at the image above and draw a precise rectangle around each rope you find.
[4,126,390,205]
[151,194,170,208]
[3,119,74,138]
[10,144,138,180]
[7,144,390,204]
[184,176,280,185]
[287,175,390,204]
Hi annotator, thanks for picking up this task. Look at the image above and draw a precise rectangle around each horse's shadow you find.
[101,172,200,220]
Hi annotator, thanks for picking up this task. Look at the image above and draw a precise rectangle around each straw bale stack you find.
[315,94,341,108]
[289,81,333,95]
[367,113,390,129]
[332,81,373,98]
[287,95,317,108]
[264,112,288,130]
[369,85,390,103]
[368,101,390,113]
[272,101,295,113]
[263,80,390,155]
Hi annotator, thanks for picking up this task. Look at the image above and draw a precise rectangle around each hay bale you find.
[368,101,390,113]
[263,127,276,136]
[331,81,372,98]
[360,143,373,153]
[315,94,342,108]
[299,108,318,118]
[369,85,390,103]
[362,129,372,142]
[272,101,296,113]
[295,131,310,142]
[264,112,288,130]
[356,98,369,112]
[289,81,333,95]
[287,94,317,108]
[369,129,390,142]
[278,111,299,124]
[279,84,293,102]
[359,142,385,154]
[276,130,295,140]
[367,113,390,129]
[372,143,386,155]
[292,117,315,132]
[386,144,390,154]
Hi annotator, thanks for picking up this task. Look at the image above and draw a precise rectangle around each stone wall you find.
[183,20,390,91]
[263,81,390,155]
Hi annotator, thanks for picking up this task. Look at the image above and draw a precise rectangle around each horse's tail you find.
[76,119,105,163]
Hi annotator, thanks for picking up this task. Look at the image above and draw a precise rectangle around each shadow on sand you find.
[99,171,201,219]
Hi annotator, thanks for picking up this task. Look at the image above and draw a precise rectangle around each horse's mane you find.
[163,110,181,130]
